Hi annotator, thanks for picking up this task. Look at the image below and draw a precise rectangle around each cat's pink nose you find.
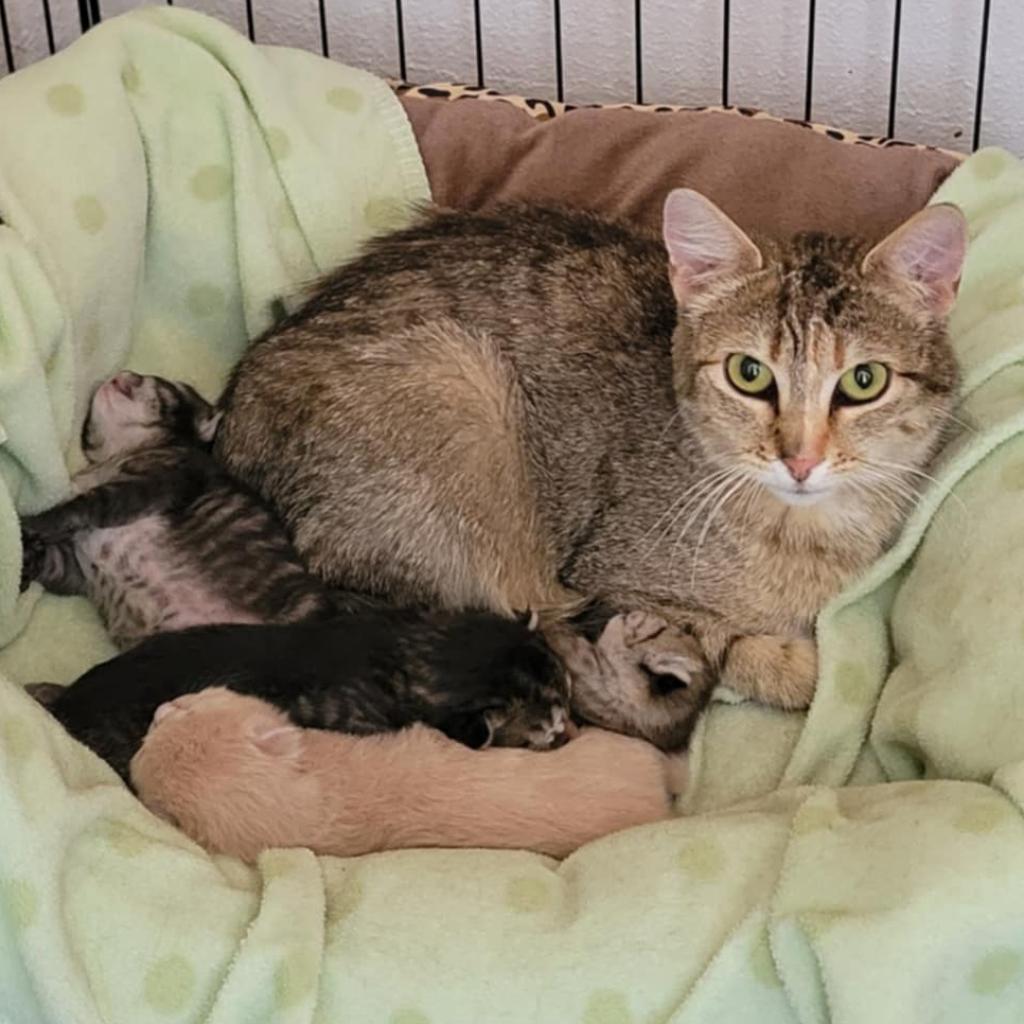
[783,456,821,483]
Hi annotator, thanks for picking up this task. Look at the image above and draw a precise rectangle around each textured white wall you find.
[3,0,1021,155]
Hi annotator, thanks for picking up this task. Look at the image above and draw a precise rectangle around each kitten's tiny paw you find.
[619,610,670,647]
[526,703,570,750]
[19,516,58,542]
[19,530,46,591]
[489,701,570,751]
[597,612,704,693]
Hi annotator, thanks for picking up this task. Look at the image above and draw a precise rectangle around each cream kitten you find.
[130,687,676,861]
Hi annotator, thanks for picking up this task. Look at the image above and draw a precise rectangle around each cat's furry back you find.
[130,688,673,860]
[217,196,966,742]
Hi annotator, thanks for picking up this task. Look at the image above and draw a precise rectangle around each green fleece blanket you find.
[3,9,1024,1020]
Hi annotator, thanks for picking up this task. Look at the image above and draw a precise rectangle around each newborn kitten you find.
[29,611,573,781]
[20,372,343,646]
[130,688,673,860]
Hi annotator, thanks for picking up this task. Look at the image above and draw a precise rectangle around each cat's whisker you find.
[849,474,917,522]
[732,473,761,527]
[856,463,919,494]
[940,408,978,435]
[654,407,684,444]
[640,466,736,556]
[639,477,718,549]
[857,465,924,505]
[862,458,966,514]
[853,465,958,538]
[739,475,768,525]
[669,468,747,566]
[641,465,734,539]
[637,491,690,550]
[689,476,753,588]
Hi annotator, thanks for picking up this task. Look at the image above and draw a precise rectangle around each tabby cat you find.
[216,191,967,748]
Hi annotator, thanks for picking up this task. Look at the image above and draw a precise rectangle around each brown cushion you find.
[400,86,961,242]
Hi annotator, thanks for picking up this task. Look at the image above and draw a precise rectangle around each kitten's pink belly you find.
[79,520,264,646]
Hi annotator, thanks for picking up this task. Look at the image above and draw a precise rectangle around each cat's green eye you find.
[836,362,889,404]
[725,354,775,397]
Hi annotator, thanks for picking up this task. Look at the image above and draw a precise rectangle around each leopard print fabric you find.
[393,80,963,161]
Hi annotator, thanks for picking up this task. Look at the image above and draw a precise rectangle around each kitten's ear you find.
[251,723,304,759]
[194,407,223,444]
[662,189,763,304]
[861,203,967,316]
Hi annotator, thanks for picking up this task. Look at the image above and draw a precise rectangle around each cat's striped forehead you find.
[698,230,950,389]
[771,233,869,332]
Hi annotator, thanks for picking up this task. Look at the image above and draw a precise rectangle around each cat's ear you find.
[251,722,304,759]
[662,189,763,304]
[861,203,967,316]
[194,407,223,444]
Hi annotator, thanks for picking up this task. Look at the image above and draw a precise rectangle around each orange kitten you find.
[130,687,675,861]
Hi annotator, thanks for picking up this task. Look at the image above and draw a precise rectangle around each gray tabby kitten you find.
[20,372,339,646]
[217,191,967,748]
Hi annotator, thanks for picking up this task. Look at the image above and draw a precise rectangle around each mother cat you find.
[216,190,967,748]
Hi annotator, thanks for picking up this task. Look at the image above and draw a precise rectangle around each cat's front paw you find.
[722,634,818,710]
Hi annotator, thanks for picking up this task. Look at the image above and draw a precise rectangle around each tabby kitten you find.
[20,372,341,646]
[217,193,967,748]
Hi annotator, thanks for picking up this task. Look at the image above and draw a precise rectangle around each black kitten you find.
[20,372,347,647]
[29,610,571,782]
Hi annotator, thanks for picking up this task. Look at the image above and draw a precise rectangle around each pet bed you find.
[2,8,1024,1022]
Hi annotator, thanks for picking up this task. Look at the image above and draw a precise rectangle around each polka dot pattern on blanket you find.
[46,82,84,115]
[582,990,633,1024]
[143,954,195,1013]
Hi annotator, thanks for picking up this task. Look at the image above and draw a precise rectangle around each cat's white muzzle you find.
[761,460,834,507]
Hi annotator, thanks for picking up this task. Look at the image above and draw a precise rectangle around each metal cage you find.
[0,0,1006,153]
